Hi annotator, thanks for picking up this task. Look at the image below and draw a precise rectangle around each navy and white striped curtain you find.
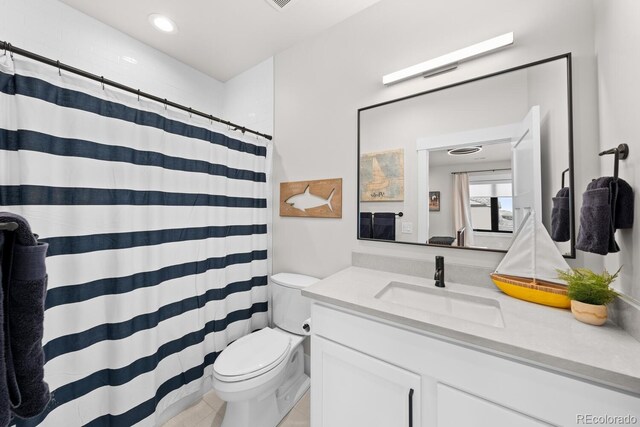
[0,55,270,425]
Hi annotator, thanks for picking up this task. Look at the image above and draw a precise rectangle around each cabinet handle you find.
[408,388,414,427]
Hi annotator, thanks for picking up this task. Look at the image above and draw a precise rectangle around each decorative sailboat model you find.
[490,211,572,309]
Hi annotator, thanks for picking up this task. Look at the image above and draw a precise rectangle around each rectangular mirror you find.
[358,54,575,257]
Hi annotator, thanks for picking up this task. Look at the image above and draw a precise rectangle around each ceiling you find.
[430,142,512,167]
[59,0,383,82]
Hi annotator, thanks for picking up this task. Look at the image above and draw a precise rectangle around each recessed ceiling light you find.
[448,146,483,156]
[148,14,178,34]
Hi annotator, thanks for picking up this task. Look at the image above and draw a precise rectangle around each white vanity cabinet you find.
[436,384,551,427]
[310,303,640,427]
[313,336,421,427]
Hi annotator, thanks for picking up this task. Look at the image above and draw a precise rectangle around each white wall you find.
[274,0,602,278]
[0,0,225,115]
[223,57,274,136]
[594,0,640,302]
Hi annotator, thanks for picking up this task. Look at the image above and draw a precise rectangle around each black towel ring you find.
[599,143,629,180]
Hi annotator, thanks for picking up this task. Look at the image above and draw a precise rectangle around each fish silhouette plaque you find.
[280,178,342,218]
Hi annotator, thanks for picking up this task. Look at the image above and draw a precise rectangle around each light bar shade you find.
[382,32,514,86]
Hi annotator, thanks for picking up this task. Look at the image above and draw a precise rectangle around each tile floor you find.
[162,389,310,427]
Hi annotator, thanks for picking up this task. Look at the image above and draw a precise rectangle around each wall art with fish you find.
[280,178,343,218]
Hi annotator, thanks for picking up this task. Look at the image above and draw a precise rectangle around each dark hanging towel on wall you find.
[551,187,571,242]
[0,213,50,425]
[373,213,396,241]
[591,177,634,229]
[576,177,634,255]
[360,212,373,239]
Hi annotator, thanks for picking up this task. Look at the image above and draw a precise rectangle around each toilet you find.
[212,273,318,427]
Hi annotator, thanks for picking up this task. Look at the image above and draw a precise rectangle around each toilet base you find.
[218,343,309,427]
[221,373,309,427]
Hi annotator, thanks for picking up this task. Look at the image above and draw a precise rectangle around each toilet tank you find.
[271,273,319,335]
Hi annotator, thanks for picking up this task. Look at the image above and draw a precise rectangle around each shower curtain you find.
[0,55,270,425]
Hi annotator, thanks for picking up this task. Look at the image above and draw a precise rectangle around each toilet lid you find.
[214,328,291,381]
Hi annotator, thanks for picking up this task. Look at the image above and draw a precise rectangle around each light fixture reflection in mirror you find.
[358,54,575,258]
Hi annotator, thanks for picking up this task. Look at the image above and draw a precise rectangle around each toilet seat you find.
[213,328,291,382]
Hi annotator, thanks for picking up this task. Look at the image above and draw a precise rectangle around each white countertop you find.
[302,266,640,396]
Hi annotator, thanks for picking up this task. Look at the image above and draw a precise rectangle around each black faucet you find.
[434,256,445,287]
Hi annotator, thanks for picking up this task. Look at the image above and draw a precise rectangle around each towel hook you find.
[599,143,629,180]
[561,168,569,188]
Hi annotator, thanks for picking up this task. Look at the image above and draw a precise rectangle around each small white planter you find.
[570,300,608,326]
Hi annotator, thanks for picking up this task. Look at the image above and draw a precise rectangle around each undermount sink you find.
[375,281,505,328]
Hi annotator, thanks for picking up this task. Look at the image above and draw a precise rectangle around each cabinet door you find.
[312,336,420,427]
[437,384,552,427]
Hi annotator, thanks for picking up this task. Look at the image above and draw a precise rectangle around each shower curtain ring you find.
[189,107,192,118]
[164,99,167,110]
[209,114,214,125]
[137,89,140,101]
[100,76,105,90]
[57,60,61,76]
[7,43,14,60]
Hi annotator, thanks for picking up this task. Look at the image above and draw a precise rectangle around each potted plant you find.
[557,267,620,326]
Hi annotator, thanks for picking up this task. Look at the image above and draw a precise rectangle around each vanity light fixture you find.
[148,14,178,34]
[382,32,514,86]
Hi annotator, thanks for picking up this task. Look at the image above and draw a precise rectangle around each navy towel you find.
[0,234,10,427]
[0,216,37,247]
[576,188,619,255]
[551,187,571,242]
[587,177,634,229]
[373,213,396,241]
[359,212,373,239]
[0,213,50,422]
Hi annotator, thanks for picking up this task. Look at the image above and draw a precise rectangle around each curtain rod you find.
[451,168,511,175]
[0,40,273,141]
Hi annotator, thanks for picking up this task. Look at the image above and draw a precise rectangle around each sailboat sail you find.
[491,210,572,308]
[366,158,390,191]
[494,211,570,284]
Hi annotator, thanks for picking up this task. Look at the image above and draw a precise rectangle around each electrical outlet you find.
[401,222,413,234]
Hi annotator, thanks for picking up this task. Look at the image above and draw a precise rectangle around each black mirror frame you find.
[357,53,576,259]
